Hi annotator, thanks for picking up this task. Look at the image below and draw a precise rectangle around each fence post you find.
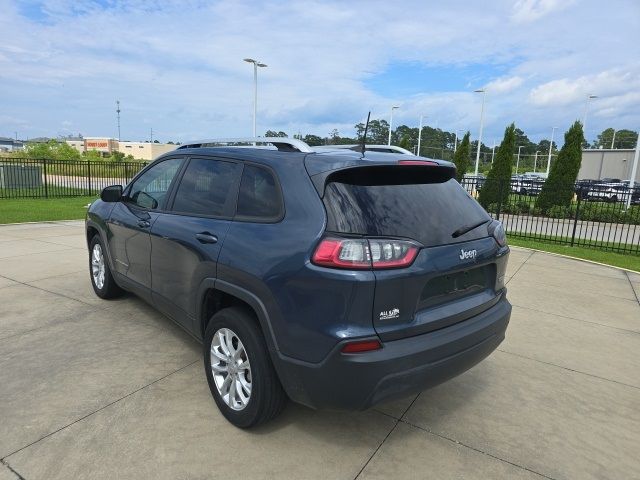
[87,160,92,196]
[570,188,582,247]
[496,180,503,221]
[43,159,49,199]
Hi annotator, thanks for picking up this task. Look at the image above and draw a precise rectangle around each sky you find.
[1,0,639,145]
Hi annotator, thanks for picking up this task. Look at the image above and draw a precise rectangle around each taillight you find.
[312,237,419,270]
[398,160,439,166]
[341,339,382,353]
[489,220,507,247]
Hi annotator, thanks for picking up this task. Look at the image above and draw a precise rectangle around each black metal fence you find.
[460,178,640,255]
[0,158,148,199]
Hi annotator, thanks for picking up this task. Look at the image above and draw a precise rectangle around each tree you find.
[398,134,412,151]
[452,132,471,182]
[264,130,287,137]
[302,134,324,146]
[536,121,584,212]
[592,128,638,149]
[354,119,389,144]
[478,123,516,209]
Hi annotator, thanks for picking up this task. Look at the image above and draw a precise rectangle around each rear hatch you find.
[318,164,507,341]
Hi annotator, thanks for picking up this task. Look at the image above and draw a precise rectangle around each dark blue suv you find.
[86,138,511,428]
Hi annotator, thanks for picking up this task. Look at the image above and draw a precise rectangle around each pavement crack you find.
[3,360,199,460]
[624,271,640,305]
[505,249,534,285]
[496,349,640,390]
[353,418,399,480]
[0,458,26,480]
[400,419,558,480]
[510,303,640,335]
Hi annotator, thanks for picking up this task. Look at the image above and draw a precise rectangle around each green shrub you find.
[478,124,516,209]
[536,121,584,212]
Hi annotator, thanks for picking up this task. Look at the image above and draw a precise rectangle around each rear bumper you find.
[275,294,511,410]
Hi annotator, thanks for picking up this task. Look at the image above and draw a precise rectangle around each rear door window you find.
[235,165,283,221]
[171,158,241,217]
[323,173,490,247]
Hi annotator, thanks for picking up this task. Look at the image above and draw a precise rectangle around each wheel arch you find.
[197,279,280,354]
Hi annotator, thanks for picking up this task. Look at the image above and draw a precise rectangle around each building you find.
[0,137,24,152]
[579,149,639,182]
[65,137,177,161]
[117,141,176,160]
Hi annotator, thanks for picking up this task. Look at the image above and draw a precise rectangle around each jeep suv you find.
[86,137,511,428]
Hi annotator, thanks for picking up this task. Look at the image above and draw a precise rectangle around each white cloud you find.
[485,76,525,94]
[0,0,638,143]
[511,0,574,24]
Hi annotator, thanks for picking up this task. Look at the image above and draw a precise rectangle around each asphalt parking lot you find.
[1,221,639,480]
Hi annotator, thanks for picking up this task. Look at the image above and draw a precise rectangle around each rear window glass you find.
[323,177,490,247]
[236,165,283,221]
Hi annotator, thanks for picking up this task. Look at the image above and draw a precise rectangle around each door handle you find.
[195,233,218,244]
[137,220,151,228]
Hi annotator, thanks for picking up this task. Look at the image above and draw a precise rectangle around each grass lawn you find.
[509,237,640,272]
[0,196,97,224]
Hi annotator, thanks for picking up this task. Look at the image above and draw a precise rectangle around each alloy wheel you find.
[210,327,252,411]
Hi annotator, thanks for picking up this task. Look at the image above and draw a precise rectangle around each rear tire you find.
[203,307,287,428]
[89,235,123,299]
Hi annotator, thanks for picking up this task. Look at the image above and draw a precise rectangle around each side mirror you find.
[101,185,123,203]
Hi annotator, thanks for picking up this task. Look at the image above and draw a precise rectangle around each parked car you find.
[85,137,511,428]
[586,182,629,202]
[511,174,545,195]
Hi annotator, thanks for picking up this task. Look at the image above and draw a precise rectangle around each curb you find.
[510,245,640,274]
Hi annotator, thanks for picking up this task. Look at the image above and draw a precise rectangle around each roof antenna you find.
[361,111,371,155]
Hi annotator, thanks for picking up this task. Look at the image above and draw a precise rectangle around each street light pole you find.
[610,129,616,149]
[546,127,557,175]
[417,115,424,156]
[582,94,598,143]
[388,106,399,146]
[516,145,523,175]
[474,89,486,176]
[243,58,268,139]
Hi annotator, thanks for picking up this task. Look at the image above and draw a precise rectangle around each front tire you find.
[203,307,287,428]
[89,235,123,299]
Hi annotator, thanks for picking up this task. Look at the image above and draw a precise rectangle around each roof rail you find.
[315,144,415,156]
[177,137,314,153]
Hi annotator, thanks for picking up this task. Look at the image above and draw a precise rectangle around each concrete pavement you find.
[0,221,638,480]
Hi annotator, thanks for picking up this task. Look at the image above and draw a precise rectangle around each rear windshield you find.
[323,177,491,247]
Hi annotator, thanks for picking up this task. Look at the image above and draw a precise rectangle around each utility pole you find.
[116,100,121,141]
[150,127,153,143]
[610,129,616,149]
[534,151,539,173]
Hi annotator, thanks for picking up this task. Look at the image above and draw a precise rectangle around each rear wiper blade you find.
[452,219,490,238]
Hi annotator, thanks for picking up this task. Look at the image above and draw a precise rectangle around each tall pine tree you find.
[478,123,516,209]
[453,131,471,182]
[536,121,584,212]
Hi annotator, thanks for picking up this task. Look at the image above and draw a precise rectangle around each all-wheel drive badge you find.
[379,308,400,320]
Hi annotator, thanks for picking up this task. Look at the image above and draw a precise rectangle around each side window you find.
[172,158,240,217]
[236,165,283,221]
[127,157,183,209]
